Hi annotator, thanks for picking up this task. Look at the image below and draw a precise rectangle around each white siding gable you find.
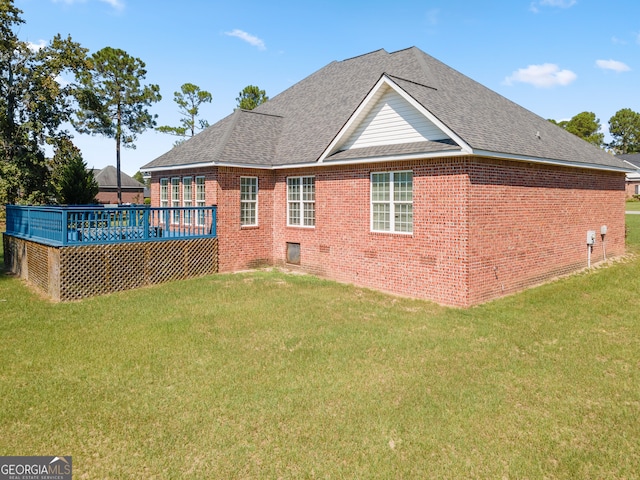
[340,86,450,151]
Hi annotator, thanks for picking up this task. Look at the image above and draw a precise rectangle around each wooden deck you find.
[5,205,216,246]
[3,205,219,301]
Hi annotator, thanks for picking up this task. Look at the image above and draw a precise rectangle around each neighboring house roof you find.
[93,165,145,190]
[619,153,640,169]
[619,153,640,180]
[142,47,629,173]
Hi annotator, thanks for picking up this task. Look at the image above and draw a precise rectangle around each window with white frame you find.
[371,171,413,233]
[240,177,258,226]
[160,178,169,208]
[195,176,206,226]
[287,176,315,227]
[183,177,192,225]
[171,177,180,224]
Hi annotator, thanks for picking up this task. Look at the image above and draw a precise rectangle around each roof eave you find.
[142,162,218,173]
[142,160,274,173]
[472,149,634,173]
[142,150,633,173]
[273,150,467,169]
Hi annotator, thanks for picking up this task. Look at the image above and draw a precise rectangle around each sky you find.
[14,0,640,176]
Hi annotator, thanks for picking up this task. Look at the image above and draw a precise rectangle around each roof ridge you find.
[386,74,438,91]
[210,110,242,163]
[387,46,418,55]
[340,48,387,63]
[237,108,284,119]
[408,47,439,90]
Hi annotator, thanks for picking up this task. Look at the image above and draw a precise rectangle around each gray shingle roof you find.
[142,47,628,172]
[326,140,460,162]
[93,165,145,189]
[619,153,640,169]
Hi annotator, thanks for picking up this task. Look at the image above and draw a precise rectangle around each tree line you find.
[548,109,640,154]
[0,0,267,206]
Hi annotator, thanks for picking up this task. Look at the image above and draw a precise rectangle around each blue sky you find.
[15,0,640,175]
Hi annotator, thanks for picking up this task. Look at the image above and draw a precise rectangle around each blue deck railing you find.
[4,205,217,247]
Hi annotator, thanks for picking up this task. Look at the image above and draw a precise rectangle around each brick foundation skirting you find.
[3,234,219,301]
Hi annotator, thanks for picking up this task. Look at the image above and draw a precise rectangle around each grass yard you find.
[1,219,640,478]
[625,199,640,211]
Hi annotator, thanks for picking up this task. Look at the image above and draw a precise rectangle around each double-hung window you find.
[240,177,258,226]
[171,177,180,224]
[287,176,315,227]
[183,177,192,225]
[371,171,413,233]
[195,176,206,226]
[160,178,169,208]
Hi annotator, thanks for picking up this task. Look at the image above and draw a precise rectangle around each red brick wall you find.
[270,160,471,306]
[95,189,144,205]
[467,159,626,305]
[149,157,626,307]
[626,180,640,198]
[216,167,275,271]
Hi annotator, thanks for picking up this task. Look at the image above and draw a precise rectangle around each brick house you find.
[619,153,640,198]
[93,165,146,204]
[142,47,629,307]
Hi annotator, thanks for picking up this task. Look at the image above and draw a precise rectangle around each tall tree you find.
[608,108,640,154]
[565,111,604,148]
[157,82,212,144]
[0,0,89,204]
[133,170,147,186]
[548,112,604,148]
[235,85,268,110]
[547,118,568,129]
[74,47,161,203]
[51,137,98,204]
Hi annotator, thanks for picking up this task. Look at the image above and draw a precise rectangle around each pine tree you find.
[53,139,98,205]
[74,47,161,203]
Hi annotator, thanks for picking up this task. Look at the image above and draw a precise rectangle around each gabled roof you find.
[93,165,145,189]
[143,47,629,173]
[619,153,640,170]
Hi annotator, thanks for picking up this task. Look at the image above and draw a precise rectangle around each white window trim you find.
[370,170,413,234]
[240,176,258,227]
[287,176,315,228]
[160,178,169,208]
[195,176,206,226]
[183,176,193,225]
[171,177,180,224]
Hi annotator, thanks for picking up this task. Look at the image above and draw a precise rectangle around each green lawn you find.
[626,199,640,211]
[1,220,640,478]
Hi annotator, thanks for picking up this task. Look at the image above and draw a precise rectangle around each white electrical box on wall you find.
[601,225,607,235]
[587,230,596,245]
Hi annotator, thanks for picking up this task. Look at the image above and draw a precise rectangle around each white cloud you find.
[52,0,123,10]
[530,0,577,12]
[224,29,266,51]
[504,63,577,88]
[27,40,47,52]
[426,8,439,26]
[540,0,577,6]
[596,59,631,73]
[99,0,124,10]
